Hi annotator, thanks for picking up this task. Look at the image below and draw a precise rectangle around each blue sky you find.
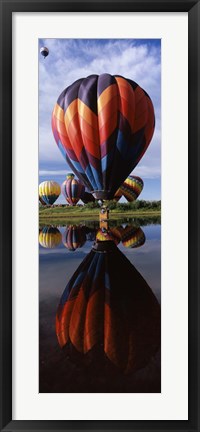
[39,38,161,202]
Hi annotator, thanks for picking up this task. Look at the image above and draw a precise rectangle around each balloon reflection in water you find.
[39,227,62,249]
[96,228,121,245]
[95,224,145,249]
[56,240,160,373]
[62,225,86,251]
[121,225,146,248]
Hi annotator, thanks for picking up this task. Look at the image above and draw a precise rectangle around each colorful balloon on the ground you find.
[52,74,155,200]
[56,240,160,372]
[39,181,61,205]
[81,191,95,204]
[121,225,146,248]
[39,227,62,248]
[39,196,46,206]
[61,173,85,206]
[120,175,144,202]
[113,188,123,202]
[62,225,86,251]
[40,47,49,58]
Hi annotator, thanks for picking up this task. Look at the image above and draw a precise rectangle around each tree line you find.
[84,200,161,211]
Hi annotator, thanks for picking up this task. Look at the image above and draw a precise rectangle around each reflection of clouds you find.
[40,255,84,301]
[39,241,95,255]
[117,225,161,303]
[120,240,161,303]
[120,238,160,255]
[39,224,161,303]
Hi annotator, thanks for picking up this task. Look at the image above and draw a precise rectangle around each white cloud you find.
[132,165,161,179]
[39,170,69,176]
[39,125,63,162]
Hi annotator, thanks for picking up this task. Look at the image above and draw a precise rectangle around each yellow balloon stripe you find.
[39,181,61,197]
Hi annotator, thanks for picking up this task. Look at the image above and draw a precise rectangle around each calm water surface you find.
[39,218,161,393]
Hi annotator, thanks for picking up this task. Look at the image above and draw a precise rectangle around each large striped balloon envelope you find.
[39,181,61,205]
[61,173,85,206]
[52,74,155,200]
[56,240,160,373]
[119,175,144,202]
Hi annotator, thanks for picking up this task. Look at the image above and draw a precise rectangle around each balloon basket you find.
[99,205,109,230]
[99,205,109,220]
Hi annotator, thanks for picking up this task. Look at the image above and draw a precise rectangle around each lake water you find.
[39,218,161,393]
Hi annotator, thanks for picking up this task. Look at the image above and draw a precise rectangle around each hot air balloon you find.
[81,191,95,204]
[39,181,61,205]
[52,73,155,200]
[113,188,123,202]
[40,46,49,58]
[56,240,160,373]
[62,225,86,251]
[39,226,62,248]
[120,175,144,202]
[39,196,46,206]
[61,173,85,206]
[121,225,146,248]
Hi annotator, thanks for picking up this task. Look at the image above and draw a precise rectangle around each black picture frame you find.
[0,0,199,431]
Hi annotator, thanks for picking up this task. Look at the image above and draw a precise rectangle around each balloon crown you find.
[66,173,75,180]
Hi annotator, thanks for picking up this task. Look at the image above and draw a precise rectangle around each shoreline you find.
[39,209,161,225]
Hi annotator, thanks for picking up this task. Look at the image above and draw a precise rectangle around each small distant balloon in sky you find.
[40,47,49,59]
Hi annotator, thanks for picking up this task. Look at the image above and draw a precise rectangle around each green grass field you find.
[39,205,161,225]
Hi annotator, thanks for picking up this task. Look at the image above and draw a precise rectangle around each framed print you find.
[0,0,199,431]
